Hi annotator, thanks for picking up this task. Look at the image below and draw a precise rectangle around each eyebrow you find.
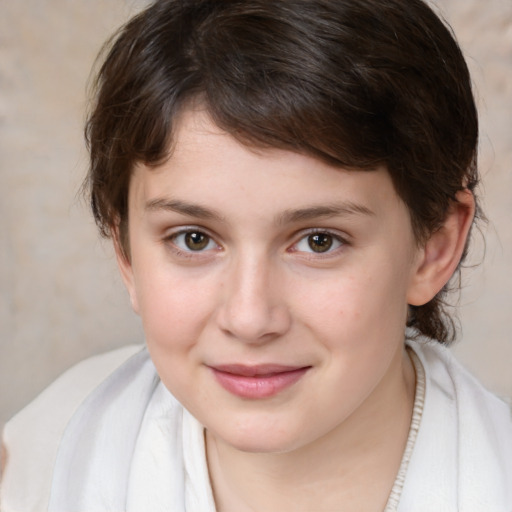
[145,198,374,224]
[276,202,375,225]
[145,198,225,222]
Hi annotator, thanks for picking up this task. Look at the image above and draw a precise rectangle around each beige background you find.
[0,0,511,431]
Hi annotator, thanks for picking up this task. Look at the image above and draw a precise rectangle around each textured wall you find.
[0,0,511,430]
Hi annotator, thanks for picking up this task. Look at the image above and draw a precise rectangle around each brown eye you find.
[170,230,217,253]
[184,231,210,251]
[307,233,333,253]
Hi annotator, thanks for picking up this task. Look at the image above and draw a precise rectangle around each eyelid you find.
[164,224,217,239]
[288,228,349,255]
[163,225,222,256]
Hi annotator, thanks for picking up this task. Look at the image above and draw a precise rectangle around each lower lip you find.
[210,367,309,399]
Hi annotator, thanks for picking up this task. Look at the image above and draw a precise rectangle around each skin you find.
[116,109,475,511]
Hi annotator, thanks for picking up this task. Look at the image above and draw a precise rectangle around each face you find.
[119,109,425,454]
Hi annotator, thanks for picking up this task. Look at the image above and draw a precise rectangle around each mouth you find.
[208,364,311,399]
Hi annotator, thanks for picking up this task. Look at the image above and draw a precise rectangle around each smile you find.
[208,364,311,399]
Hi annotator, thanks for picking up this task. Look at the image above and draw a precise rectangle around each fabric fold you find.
[48,349,160,512]
[17,340,508,512]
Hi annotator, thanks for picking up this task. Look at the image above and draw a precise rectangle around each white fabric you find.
[384,347,426,511]
[125,382,214,512]
[0,345,142,512]
[398,341,512,511]
[1,340,511,512]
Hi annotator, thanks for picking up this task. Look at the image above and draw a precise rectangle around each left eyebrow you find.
[276,202,375,225]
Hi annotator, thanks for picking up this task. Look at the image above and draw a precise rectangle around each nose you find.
[216,252,292,344]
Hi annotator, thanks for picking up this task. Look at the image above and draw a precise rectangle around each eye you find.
[293,232,344,254]
[171,230,218,252]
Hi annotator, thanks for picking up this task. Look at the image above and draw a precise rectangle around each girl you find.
[2,1,511,510]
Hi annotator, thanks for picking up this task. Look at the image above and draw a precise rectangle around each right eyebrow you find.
[144,198,225,222]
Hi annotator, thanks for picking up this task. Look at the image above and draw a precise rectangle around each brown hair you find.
[85,0,479,343]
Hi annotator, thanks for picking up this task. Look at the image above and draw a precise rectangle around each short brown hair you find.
[85,0,479,343]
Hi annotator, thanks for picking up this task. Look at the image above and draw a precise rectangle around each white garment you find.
[1,340,511,512]
[399,342,512,510]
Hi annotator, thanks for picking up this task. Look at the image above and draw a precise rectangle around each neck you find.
[206,345,416,512]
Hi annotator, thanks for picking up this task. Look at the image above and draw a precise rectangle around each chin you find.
[225,438,299,455]
[210,419,307,454]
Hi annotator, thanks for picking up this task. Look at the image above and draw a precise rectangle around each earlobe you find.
[112,227,140,314]
[407,189,475,306]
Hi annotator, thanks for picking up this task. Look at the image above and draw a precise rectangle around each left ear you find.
[407,189,475,306]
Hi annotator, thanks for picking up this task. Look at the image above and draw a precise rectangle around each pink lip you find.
[209,364,310,399]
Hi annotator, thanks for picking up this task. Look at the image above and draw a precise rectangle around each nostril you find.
[215,261,291,343]
[216,299,292,344]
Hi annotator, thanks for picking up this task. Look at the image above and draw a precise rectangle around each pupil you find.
[185,232,208,250]
[308,233,333,253]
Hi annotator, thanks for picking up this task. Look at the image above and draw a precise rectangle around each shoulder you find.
[410,339,511,418]
[0,344,144,512]
[405,339,512,508]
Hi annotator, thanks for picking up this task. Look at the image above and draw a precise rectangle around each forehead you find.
[128,109,408,225]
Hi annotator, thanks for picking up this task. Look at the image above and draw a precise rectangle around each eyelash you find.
[164,227,221,259]
[289,229,348,257]
[163,227,348,259]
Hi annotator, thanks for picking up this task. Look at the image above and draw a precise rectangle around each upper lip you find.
[209,364,310,377]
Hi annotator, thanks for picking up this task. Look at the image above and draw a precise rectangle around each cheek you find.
[134,267,218,350]
[293,261,409,349]
[135,271,217,404]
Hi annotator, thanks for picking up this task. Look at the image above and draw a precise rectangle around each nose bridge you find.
[218,248,289,343]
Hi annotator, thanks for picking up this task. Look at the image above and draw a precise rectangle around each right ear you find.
[112,226,140,315]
